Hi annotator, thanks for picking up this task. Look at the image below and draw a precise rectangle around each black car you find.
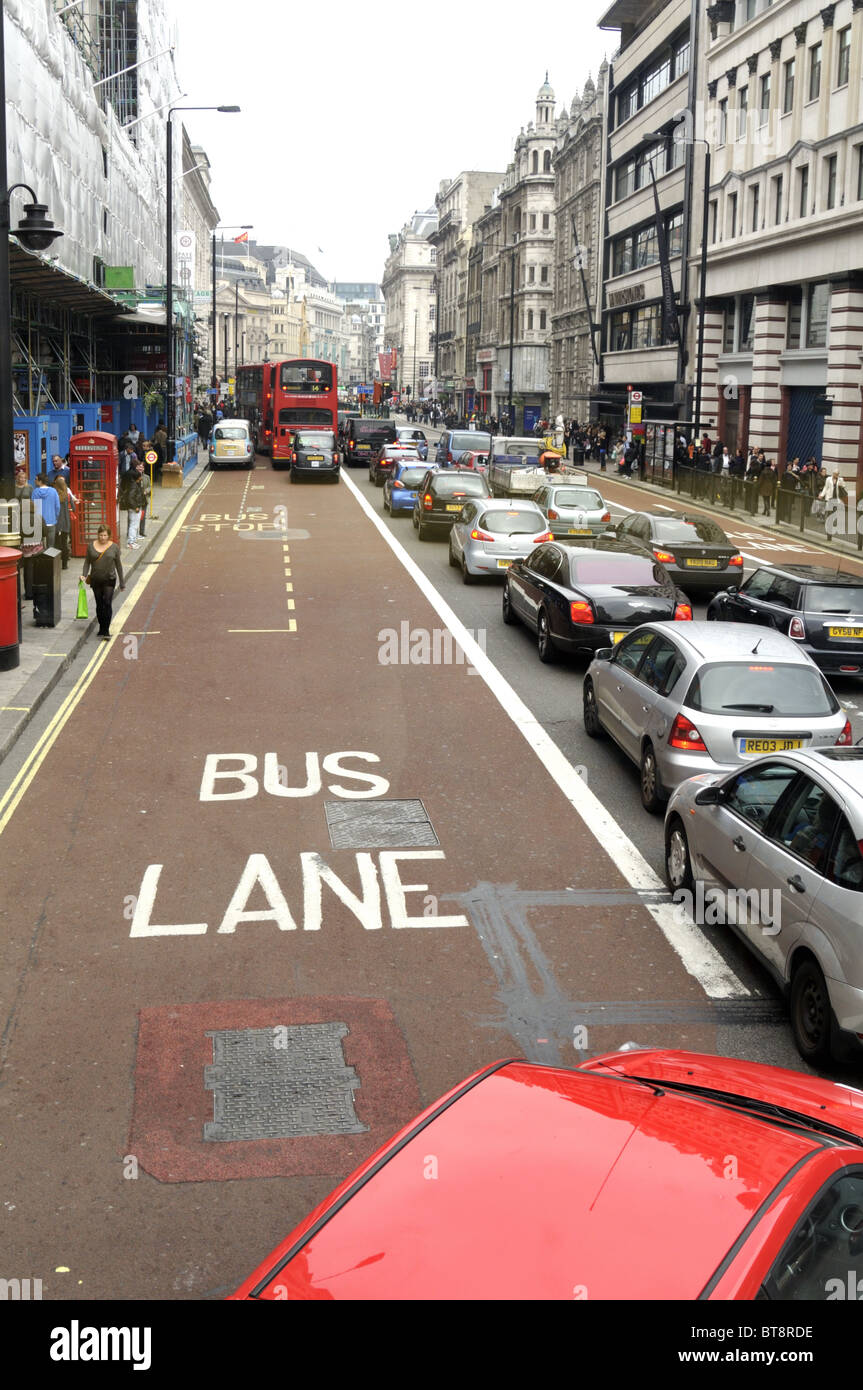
[706,563,863,675]
[502,536,691,663]
[343,417,397,466]
[289,429,340,483]
[337,410,361,443]
[615,510,743,595]
[412,468,491,540]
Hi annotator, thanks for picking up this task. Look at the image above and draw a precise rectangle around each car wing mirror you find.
[694,785,726,806]
[725,584,740,594]
[594,647,614,661]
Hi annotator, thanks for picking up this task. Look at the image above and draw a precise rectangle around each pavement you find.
[0,450,212,766]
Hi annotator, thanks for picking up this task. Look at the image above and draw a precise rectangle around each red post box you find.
[69,432,119,558]
[0,545,23,670]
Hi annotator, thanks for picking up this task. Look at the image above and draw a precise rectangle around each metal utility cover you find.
[324,799,440,849]
[203,1023,367,1141]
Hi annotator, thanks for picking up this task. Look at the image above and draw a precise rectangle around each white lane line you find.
[340,470,746,1000]
[654,503,676,511]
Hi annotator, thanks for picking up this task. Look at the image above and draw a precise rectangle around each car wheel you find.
[449,540,458,568]
[417,520,429,541]
[412,512,418,530]
[461,557,476,585]
[664,817,693,892]
[582,678,604,738]
[639,742,664,814]
[502,581,516,624]
[537,608,557,663]
[790,958,834,1064]
[289,472,296,484]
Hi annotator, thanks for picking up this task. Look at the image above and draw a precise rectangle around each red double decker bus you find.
[235,358,338,460]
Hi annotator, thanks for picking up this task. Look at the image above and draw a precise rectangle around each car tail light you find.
[470,528,494,542]
[789,616,806,640]
[674,602,693,621]
[548,509,560,520]
[836,719,853,746]
[393,480,404,489]
[601,511,611,523]
[570,600,594,624]
[423,493,433,509]
[349,439,355,449]
[447,451,453,463]
[533,531,553,543]
[653,549,676,564]
[728,554,743,567]
[669,713,707,752]
[291,452,297,463]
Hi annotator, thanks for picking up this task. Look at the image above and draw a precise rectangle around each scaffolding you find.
[99,0,140,128]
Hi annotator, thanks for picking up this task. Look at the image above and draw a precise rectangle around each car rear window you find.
[399,468,426,487]
[295,432,335,450]
[451,431,491,452]
[355,421,395,439]
[215,427,247,440]
[569,553,662,586]
[686,663,838,716]
[432,475,489,496]
[478,509,544,535]
[654,518,728,543]
[552,489,603,509]
[398,430,426,441]
[806,585,863,614]
[502,442,541,458]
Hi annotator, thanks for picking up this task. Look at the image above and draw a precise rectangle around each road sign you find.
[144,450,158,465]
[630,390,643,404]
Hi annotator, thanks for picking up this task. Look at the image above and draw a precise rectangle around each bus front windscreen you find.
[280,361,334,394]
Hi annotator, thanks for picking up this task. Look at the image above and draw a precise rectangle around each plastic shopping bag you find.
[76,581,89,619]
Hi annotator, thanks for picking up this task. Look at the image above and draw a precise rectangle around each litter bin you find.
[32,547,62,627]
[0,545,22,670]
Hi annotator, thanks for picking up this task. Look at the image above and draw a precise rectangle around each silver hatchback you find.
[583,622,851,813]
[448,499,550,583]
[532,482,613,539]
[664,748,863,1065]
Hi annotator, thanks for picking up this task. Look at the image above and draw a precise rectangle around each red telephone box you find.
[69,432,119,558]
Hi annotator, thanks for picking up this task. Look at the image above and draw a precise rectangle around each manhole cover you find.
[324,799,439,849]
[203,1023,367,1141]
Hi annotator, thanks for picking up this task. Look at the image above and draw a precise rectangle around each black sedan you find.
[288,429,340,483]
[706,562,863,675]
[615,509,743,595]
[502,536,692,663]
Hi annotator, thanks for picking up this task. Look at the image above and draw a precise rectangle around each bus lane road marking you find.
[340,468,745,1000]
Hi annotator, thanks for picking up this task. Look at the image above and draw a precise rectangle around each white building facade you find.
[381,210,439,399]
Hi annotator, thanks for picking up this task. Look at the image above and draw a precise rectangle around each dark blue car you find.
[383,460,429,516]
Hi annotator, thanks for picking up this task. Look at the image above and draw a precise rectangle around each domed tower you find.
[536,73,555,128]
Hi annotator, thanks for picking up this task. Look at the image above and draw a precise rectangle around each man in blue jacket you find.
[31,473,61,548]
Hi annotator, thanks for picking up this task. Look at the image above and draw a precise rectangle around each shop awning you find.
[9,242,133,318]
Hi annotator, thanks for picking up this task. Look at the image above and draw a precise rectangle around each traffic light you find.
[405,387,411,396]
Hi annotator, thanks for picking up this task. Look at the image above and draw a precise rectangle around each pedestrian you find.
[136,460,151,539]
[82,524,125,640]
[780,461,799,493]
[14,463,31,501]
[53,476,78,569]
[816,468,848,513]
[126,422,141,452]
[197,409,212,446]
[31,472,61,548]
[50,453,70,484]
[119,441,139,477]
[153,420,168,470]
[119,461,146,548]
[757,459,778,514]
[732,446,746,477]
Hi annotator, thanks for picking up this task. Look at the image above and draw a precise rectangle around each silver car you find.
[664,748,863,1065]
[448,499,550,584]
[532,482,613,539]
[583,622,851,813]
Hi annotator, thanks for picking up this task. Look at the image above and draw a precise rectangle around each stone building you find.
[381,209,439,399]
[476,79,562,432]
[699,0,863,478]
[550,67,608,422]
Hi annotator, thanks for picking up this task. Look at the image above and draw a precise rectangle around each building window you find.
[825,154,838,210]
[631,303,662,349]
[528,265,535,283]
[806,282,829,347]
[858,147,863,201]
[543,150,551,173]
[635,223,658,267]
[837,26,851,87]
[809,43,822,102]
[429,303,436,322]
[798,164,810,216]
[729,191,738,237]
[542,213,550,230]
[430,247,437,262]
[609,310,631,351]
[539,310,547,330]
[750,183,760,231]
[540,265,548,284]
[787,291,802,348]
[641,53,672,105]
[617,83,637,125]
[759,72,770,126]
[723,303,736,353]
[674,36,690,80]
[613,235,633,276]
[710,199,718,242]
[616,157,636,200]
[783,57,795,113]
[739,294,755,351]
[719,98,728,145]
[529,213,536,230]
[772,173,783,224]
[527,310,534,330]
[738,86,748,139]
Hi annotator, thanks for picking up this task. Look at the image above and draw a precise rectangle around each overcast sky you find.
[173,0,614,285]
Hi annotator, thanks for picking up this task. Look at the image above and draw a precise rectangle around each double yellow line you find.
[0,475,211,839]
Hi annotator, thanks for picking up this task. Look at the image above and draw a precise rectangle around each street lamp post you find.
[412,307,418,406]
[166,104,239,464]
[508,237,518,435]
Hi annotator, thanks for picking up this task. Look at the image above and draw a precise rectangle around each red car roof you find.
[233,1060,825,1301]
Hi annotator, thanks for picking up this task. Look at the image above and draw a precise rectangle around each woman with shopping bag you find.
[81,525,125,640]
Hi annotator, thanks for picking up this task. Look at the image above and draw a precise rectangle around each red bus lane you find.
[0,465,743,1299]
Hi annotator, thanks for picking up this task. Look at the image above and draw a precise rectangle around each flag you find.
[233,233,248,243]
[648,158,681,347]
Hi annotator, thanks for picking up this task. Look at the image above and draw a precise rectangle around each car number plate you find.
[610,631,628,644]
[828,626,863,639]
[739,737,804,754]
[497,558,514,569]
[568,528,592,535]
[308,456,323,462]
[445,504,463,512]
[685,558,719,568]
[357,444,369,450]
